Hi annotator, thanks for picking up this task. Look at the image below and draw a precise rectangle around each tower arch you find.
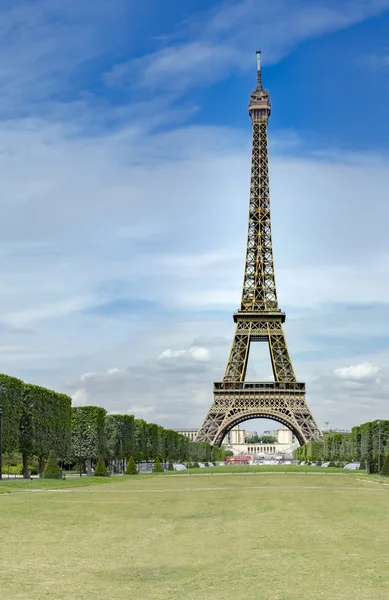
[215,413,304,447]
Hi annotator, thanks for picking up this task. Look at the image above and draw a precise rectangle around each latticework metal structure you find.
[196,52,321,446]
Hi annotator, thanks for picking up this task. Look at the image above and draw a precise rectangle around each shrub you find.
[328,461,336,468]
[15,463,38,475]
[1,465,18,475]
[43,450,61,479]
[94,455,108,477]
[153,457,163,473]
[359,461,366,470]
[167,461,174,471]
[193,461,199,468]
[125,456,138,475]
[380,456,389,476]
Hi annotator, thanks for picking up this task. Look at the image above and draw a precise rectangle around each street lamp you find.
[377,420,382,475]
[0,384,6,482]
[77,407,83,478]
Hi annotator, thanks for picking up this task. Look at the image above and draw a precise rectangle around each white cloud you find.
[106,368,121,375]
[334,363,380,380]
[0,0,132,115]
[2,118,389,429]
[1,0,389,432]
[159,347,211,362]
[309,364,389,429]
[71,388,88,406]
[80,372,95,381]
[67,361,216,427]
[110,42,246,92]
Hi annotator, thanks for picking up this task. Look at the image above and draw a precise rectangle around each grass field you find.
[168,464,346,474]
[1,472,388,600]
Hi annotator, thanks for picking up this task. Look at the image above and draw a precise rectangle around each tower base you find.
[196,381,322,446]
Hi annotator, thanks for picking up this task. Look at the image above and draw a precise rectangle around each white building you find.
[173,426,245,444]
[222,427,298,457]
[173,428,198,442]
[222,425,246,445]
[173,425,299,458]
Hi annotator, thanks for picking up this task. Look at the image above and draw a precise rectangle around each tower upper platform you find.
[249,50,271,120]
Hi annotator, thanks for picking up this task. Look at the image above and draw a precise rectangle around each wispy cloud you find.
[362,51,389,68]
[106,0,389,94]
[0,0,131,115]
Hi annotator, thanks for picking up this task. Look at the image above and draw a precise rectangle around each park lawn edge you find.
[0,476,117,493]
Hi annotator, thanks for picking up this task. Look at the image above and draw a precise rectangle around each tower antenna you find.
[256,50,262,87]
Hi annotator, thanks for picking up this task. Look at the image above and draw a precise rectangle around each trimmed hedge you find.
[0,373,228,473]
[72,406,107,463]
[294,420,389,471]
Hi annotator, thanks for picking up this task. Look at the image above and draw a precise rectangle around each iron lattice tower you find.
[196,52,321,446]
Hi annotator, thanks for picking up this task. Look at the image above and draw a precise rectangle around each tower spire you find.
[256,50,262,88]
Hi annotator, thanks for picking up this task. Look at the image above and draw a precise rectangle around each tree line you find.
[0,373,226,477]
[294,419,389,473]
[246,435,276,444]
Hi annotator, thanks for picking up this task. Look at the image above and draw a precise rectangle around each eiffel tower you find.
[196,52,321,446]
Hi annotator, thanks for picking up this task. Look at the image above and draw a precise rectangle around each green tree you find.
[125,456,138,475]
[0,374,24,455]
[246,435,277,444]
[43,450,61,479]
[380,455,389,476]
[94,455,108,476]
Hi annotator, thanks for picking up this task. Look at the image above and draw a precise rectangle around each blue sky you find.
[1,0,389,432]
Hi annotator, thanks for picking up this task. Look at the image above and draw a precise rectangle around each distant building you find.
[174,425,245,444]
[222,426,298,457]
[223,425,245,445]
[244,430,258,440]
[321,427,350,434]
[173,428,198,442]
[174,425,299,457]
[263,429,279,438]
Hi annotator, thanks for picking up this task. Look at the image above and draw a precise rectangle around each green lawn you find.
[0,473,388,600]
